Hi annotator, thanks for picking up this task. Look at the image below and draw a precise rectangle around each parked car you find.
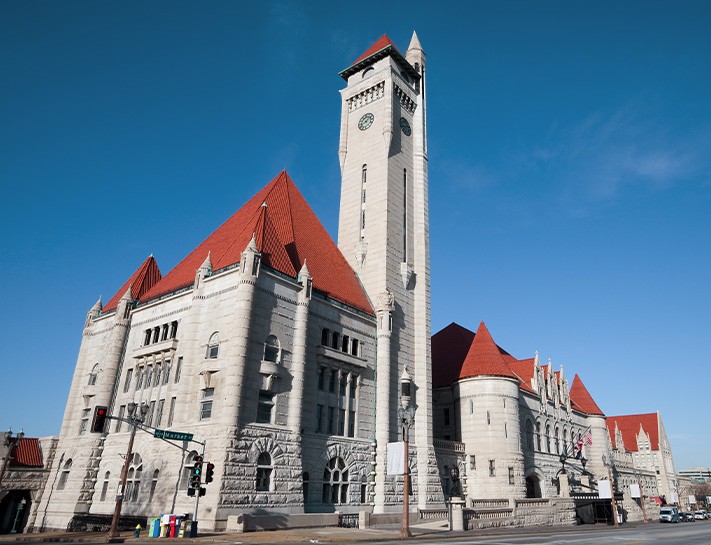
[694,510,706,520]
[680,512,695,522]
[659,506,679,523]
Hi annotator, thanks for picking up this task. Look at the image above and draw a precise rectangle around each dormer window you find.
[88,364,99,386]
[362,67,374,78]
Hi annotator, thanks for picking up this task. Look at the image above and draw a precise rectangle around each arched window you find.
[206,332,219,359]
[322,457,348,504]
[152,327,160,344]
[525,420,534,451]
[545,424,551,453]
[149,469,159,501]
[256,453,272,491]
[161,324,169,341]
[360,474,368,503]
[321,328,330,346]
[362,67,374,78]
[170,321,178,339]
[562,426,568,453]
[264,335,280,363]
[100,471,110,501]
[125,453,143,502]
[536,421,541,451]
[555,426,560,454]
[88,364,99,386]
[57,459,72,490]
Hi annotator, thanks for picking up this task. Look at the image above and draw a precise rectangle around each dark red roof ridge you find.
[352,34,399,65]
[103,256,162,312]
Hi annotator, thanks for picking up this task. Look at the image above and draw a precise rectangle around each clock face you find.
[358,113,374,131]
[400,117,411,136]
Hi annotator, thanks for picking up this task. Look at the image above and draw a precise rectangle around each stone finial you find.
[120,287,133,303]
[400,262,413,290]
[200,251,212,274]
[90,296,102,313]
[245,233,259,254]
[354,242,368,269]
[375,288,395,312]
[298,260,310,280]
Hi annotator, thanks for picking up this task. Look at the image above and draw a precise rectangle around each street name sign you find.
[154,429,193,441]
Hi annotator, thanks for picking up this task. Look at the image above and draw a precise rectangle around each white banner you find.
[670,491,679,503]
[387,441,404,475]
[630,483,641,498]
[598,479,612,499]
[689,495,696,504]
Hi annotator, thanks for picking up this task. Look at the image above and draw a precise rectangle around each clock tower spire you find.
[337,32,437,512]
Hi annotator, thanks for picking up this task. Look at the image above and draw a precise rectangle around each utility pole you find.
[602,455,619,527]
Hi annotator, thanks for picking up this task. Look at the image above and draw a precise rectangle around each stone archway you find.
[525,475,542,498]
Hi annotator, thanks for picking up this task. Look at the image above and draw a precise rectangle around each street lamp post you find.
[602,455,620,527]
[0,428,25,490]
[107,401,149,539]
[398,369,416,539]
[633,468,648,523]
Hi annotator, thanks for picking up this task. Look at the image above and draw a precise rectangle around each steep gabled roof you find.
[432,323,476,388]
[141,171,373,315]
[339,34,420,81]
[606,413,660,451]
[8,437,43,468]
[569,374,605,416]
[459,322,517,380]
[103,256,162,312]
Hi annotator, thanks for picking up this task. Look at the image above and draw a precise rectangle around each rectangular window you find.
[348,410,356,437]
[256,391,274,424]
[79,408,90,435]
[470,456,476,470]
[170,321,178,339]
[136,368,144,389]
[174,357,182,383]
[154,364,161,387]
[316,404,324,433]
[145,366,153,389]
[340,375,347,397]
[444,408,450,426]
[145,329,152,345]
[329,370,336,393]
[338,409,346,436]
[155,399,165,428]
[147,400,156,426]
[489,460,495,477]
[161,324,168,341]
[350,376,357,398]
[200,400,213,421]
[168,397,176,427]
[207,345,219,359]
[351,339,359,356]
[123,369,133,393]
[508,467,514,484]
[318,368,325,391]
[327,406,335,434]
[163,361,171,384]
[116,405,125,432]
[487,411,491,425]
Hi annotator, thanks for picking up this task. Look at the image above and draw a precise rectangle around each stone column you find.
[374,289,394,513]
[287,263,311,433]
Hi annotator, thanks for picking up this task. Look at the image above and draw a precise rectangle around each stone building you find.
[31,31,678,532]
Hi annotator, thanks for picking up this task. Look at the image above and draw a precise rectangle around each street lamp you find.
[107,402,149,539]
[633,467,648,523]
[398,368,416,539]
[602,454,620,527]
[0,428,25,490]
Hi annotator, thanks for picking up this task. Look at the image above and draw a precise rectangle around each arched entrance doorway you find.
[0,490,31,534]
[525,475,542,498]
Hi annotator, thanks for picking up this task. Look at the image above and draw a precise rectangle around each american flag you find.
[584,430,592,446]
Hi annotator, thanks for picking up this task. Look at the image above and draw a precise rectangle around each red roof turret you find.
[459,322,517,380]
[569,374,605,416]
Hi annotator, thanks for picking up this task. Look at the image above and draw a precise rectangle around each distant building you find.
[678,467,711,483]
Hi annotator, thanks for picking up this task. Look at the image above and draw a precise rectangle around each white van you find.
[659,506,679,523]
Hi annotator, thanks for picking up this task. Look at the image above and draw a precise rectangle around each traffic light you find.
[187,487,195,497]
[91,406,108,433]
[199,487,206,497]
[190,456,203,488]
[205,462,215,483]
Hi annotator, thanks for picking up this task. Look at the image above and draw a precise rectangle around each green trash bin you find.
[148,517,160,538]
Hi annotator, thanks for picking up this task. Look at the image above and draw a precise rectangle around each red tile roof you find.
[141,171,373,315]
[459,322,517,380]
[103,256,162,312]
[606,413,659,451]
[8,437,43,468]
[508,358,537,394]
[353,34,400,65]
[569,374,605,416]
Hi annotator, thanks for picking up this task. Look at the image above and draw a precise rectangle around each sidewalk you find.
[0,519,649,544]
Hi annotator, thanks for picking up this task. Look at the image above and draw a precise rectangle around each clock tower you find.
[337,32,438,511]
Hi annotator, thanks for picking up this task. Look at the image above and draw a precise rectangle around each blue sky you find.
[1,1,709,471]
